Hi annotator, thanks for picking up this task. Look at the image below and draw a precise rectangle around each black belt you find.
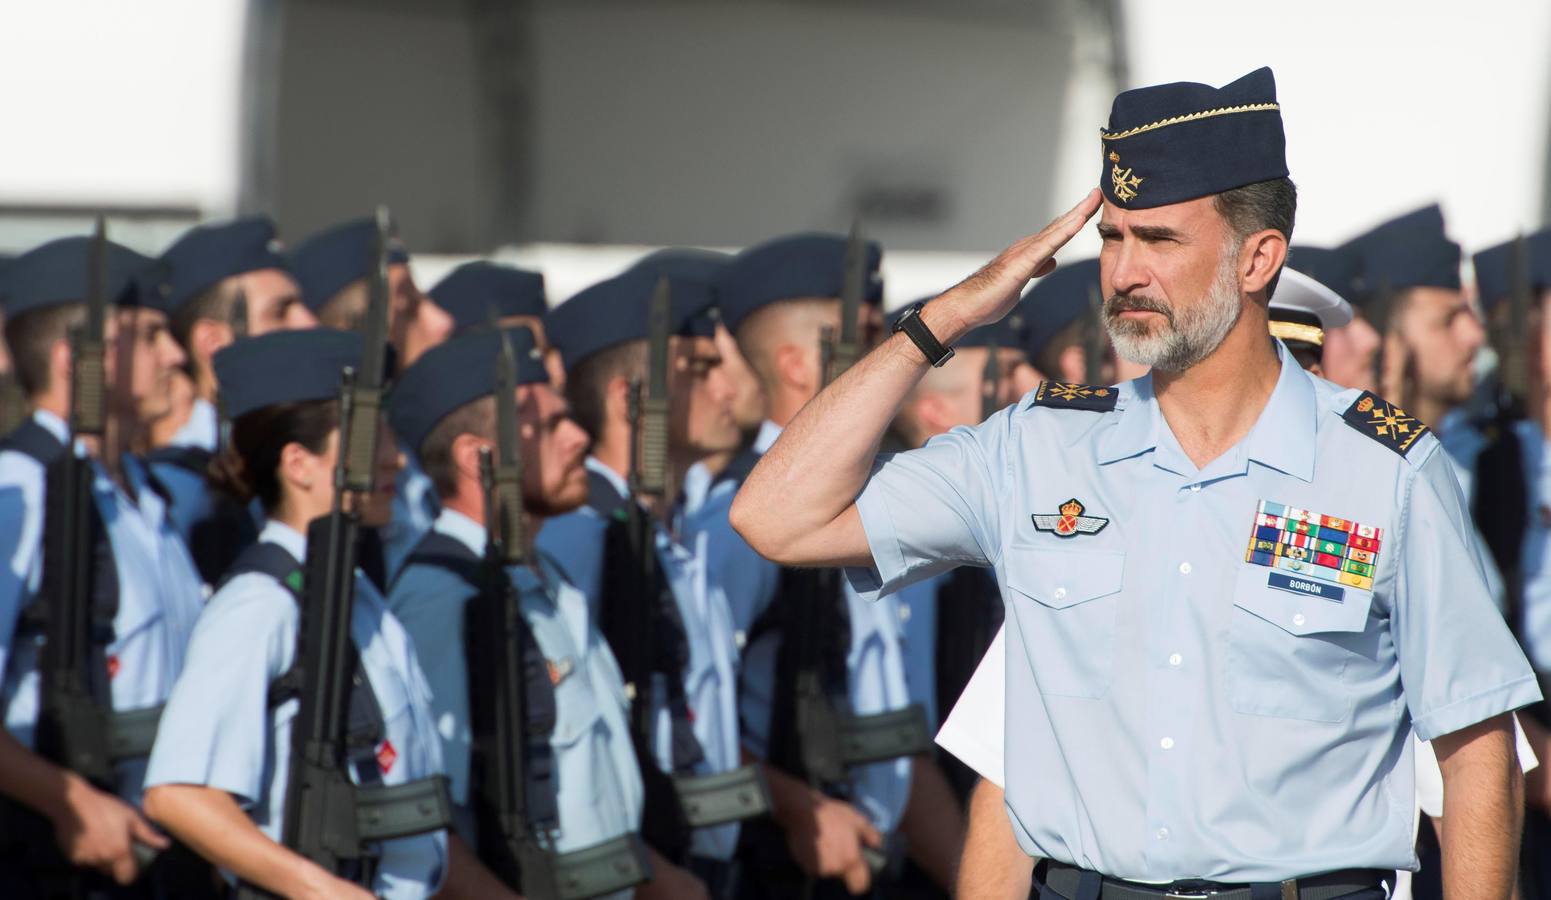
[1040,861,1390,900]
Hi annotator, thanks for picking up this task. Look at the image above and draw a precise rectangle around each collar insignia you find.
[1341,391,1430,457]
[1032,381,1118,412]
[1032,498,1109,538]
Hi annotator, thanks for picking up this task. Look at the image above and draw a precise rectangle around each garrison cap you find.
[289,217,409,313]
[1287,245,1362,306]
[160,217,289,314]
[388,325,548,457]
[546,252,721,371]
[1343,205,1462,300]
[431,261,547,334]
[717,232,883,333]
[1472,229,1551,313]
[1099,67,1287,209]
[0,236,161,318]
[214,328,362,420]
[1020,258,1101,361]
[1268,267,1353,348]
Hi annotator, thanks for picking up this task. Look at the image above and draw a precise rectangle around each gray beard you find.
[1104,252,1244,374]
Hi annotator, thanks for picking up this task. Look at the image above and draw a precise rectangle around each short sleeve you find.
[846,419,1005,602]
[1392,455,1542,741]
[143,576,294,806]
[387,566,475,805]
[932,626,1006,788]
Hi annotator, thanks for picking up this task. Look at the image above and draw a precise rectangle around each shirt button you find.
[1168,653,1182,667]
[1178,561,1192,575]
[1053,587,1068,601]
[1292,613,1306,627]
[1156,827,1170,840]
[1160,737,1174,750]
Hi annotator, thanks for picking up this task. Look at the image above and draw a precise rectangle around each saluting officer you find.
[141,329,472,899]
[733,67,1539,900]
[0,235,208,895]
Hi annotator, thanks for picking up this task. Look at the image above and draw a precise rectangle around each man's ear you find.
[1240,229,1289,296]
[603,373,632,429]
[188,319,230,371]
[773,342,814,395]
[449,432,487,486]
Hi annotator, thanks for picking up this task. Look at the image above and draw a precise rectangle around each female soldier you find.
[140,328,515,899]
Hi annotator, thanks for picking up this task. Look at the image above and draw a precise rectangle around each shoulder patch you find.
[1340,391,1431,458]
[1031,381,1118,412]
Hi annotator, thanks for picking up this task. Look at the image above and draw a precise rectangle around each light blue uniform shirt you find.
[896,573,943,732]
[144,520,448,898]
[382,445,440,580]
[538,458,746,860]
[730,421,915,839]
[387,508,646,861]
[682,438,782,640]
[0,411,205,801]
[847,347,1540,881]
[150,398,220,554]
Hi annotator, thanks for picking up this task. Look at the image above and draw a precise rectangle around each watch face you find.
[892,304,918,333]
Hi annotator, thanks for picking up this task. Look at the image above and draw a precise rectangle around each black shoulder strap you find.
[710,446,761,492]
[391,529,484,592]
[143,444,213,476]
[586,469,629,519]
[1475,416,1530,635]
[0,418,67,466]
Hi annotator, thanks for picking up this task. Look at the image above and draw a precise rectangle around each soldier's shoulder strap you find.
[143,444,213,476]
[391,529,483,593]
[1333,390,1435,462]
[586,469,630,519]
[0,417,67,466]
[710,446,761,492]
[1030,381,1119,412]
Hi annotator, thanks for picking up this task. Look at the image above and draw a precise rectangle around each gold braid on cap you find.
[1101,102,1280,141]
[1269,321,1324,347]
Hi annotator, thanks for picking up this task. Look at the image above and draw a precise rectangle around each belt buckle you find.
[1163,888,1216,900]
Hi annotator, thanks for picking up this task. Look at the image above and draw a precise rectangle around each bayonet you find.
[1084,284,1105,386]
[229,285,249,341]
[981,338,1001,421]
[491,330,526,565]
[1502,233,1531,404]
[73,217,108,437]
[635,276,671,499]
[343,206,391,496]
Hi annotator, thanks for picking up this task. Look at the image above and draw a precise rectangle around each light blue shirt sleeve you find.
[387,564,476,808]
[144,574,294,806]
[847,417,1007,601]
[1392,452,1542,741]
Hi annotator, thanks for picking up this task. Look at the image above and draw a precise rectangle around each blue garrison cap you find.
[1100,67,1287,210]
[431,262,547,334]
[213,328,361,420]
[1286,245,1361,304]
[160,217,289,313]
[388,326,549,457]
[1017,258,1101,361]
[546,253,721,371]
[1343,205,1461,302]
[718,233,883,333]
[0,236,160,318]
[1472,229,1551,313]
[289,218,409,312]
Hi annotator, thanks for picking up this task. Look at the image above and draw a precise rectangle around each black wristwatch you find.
[892,302,955,367]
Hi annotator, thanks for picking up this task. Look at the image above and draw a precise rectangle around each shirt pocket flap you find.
[1004,547,1124,610]
[1232,565,1373,636]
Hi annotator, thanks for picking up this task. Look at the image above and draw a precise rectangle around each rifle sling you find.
[838,705,933,765]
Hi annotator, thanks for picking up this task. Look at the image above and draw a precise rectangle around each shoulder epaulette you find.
[1339,390,1431,458]
[1031,381,1118,412]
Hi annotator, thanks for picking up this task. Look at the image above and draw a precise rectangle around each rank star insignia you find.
[1032,498,1109,538]
[1108,150,1143,203]
[1341,390,1430,457]
[1032,381,1118,412]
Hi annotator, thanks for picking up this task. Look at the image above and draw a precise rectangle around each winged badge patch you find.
[1032,498,1109,538]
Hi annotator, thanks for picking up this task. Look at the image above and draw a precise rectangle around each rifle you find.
[980,337,1001,422]
[229,285,249,341]
[826,222,866,384]
[468,327,560,895]
[1084,283,1106,385]
[1500,234,1531,411]
[269,207,392,887]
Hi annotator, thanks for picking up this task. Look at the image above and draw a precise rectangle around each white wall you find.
[1120,0,1551,254]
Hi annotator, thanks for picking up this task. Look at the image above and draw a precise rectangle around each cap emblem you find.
[1108,150,1143,203]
